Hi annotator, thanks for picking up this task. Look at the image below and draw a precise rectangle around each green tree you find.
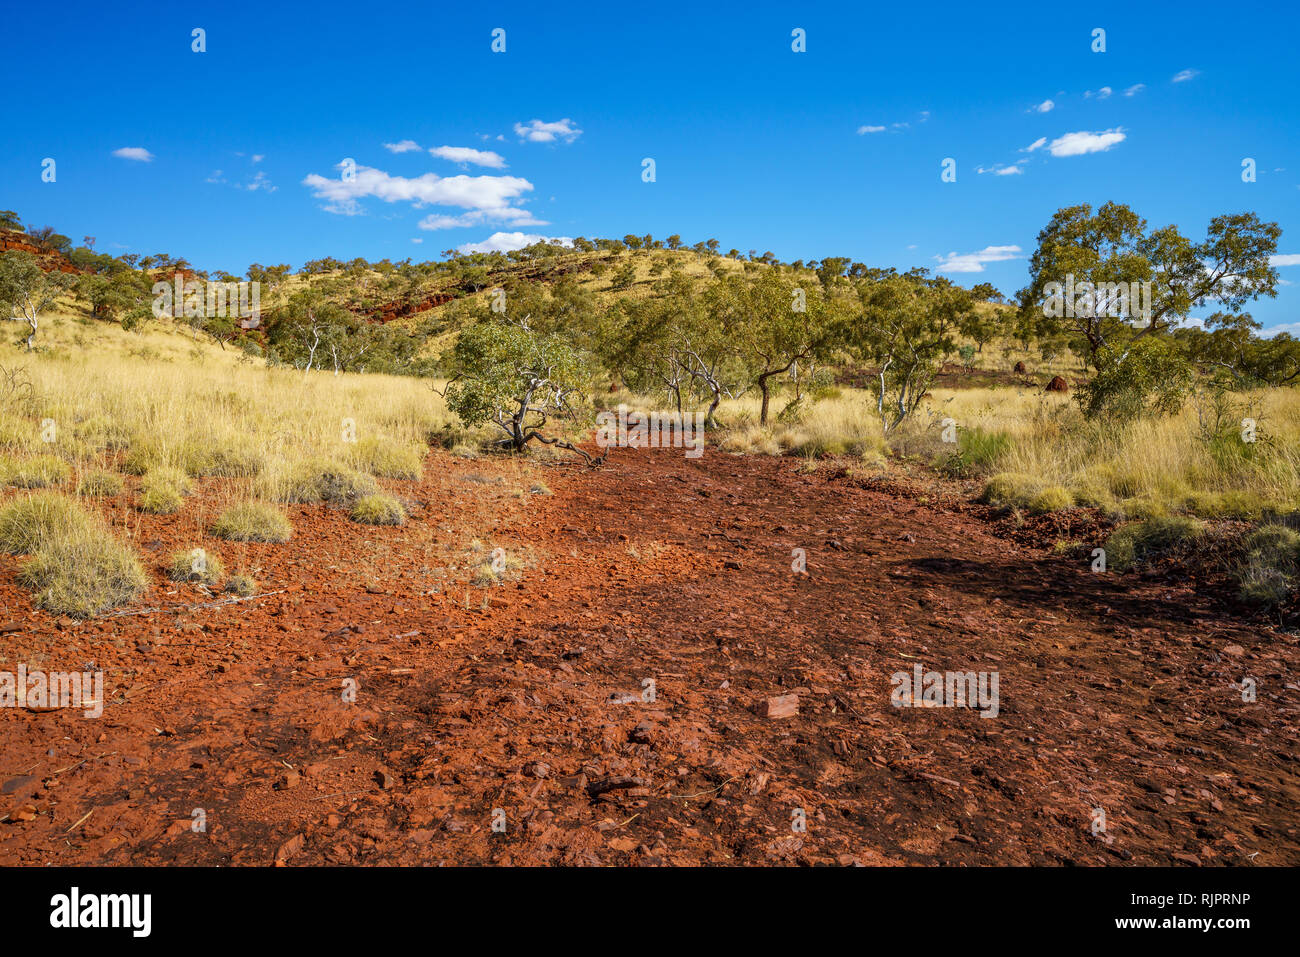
[706,271,836,425]
[0,251,75,349]
[843,273,968,433]
[443,318,595,458]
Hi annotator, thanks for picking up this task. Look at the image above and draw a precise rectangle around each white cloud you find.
[934,245,1022,274]
[303,162,535,219]
[1021,136,1047,153]
[429,145,507,169]
[513,118,582,143]
[457,232,573,255]
[251,154,265,164]
[1123,83,1146,96]
[976,161,1025,176]
[244,170,276,193]
[857,125,886,134]
[205,170,226,184]
[417,208,548,230]
[411,238,423,244]
[1270,254,1300,266]
[384,140,422,153]
[1262,322,1300,338]
[1033,99,1055,113]
[1172,69,1200,83]
[1084,86,1113,99]
[1048,128,1126,157]
[112,147,154,162]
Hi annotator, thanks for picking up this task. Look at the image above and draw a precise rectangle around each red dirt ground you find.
[0,447,1296,865]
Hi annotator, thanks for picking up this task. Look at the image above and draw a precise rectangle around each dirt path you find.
[1,448,1296,865]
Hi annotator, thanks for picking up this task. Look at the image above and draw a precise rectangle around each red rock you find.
[759,694,799,719]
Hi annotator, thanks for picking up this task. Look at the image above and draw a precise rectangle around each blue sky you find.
[3,0,1299,332]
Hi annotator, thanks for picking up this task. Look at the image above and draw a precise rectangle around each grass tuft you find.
[212,502,292,543]
[350,493,407,526]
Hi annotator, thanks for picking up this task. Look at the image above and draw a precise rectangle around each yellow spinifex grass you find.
[629,377,1300,519]
[0,308,452,500]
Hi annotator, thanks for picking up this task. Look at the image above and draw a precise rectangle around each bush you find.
[350,493,407,526]
[5,454,72,488]
[1077,338,1193,422]
[0,494,146,616]
[19,534,148,617]
[76,470,124,497]
[138,466,191,514]
[0,492,94,554]
[167,547,226,585]
[213,503,292,543]
[273,458,378,504]
[1104,516,1206,572]
[959,428,1012,470]
[1028,485,1075,514]
[225,573,257,597]
[1238,524,1300,604]
[980,472,1036,508]
[350,438,423,480]
[185,438,265,477]
[121,439,165,475]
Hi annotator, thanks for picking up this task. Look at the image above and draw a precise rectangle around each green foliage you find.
[1238,524,1300,604]
[0,250,76,349]
[845,272,967,432]
[1104,516,1206,572]
[1022,202,1280,380]
[941,428,1012,477]
[445,318,591,451]
[1076,337,1193,422]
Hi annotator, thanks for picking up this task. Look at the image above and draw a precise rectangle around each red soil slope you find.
[0,449,1295,865]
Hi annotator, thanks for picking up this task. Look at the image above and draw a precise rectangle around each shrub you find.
[960,428,1012,469]
[167,548,226,586]
[185,438,265,477]
[1238,524,1300,604]
[76,470,124,497]
[351,438,423,480]
[273,458,378,504]
[980,472,1035,508]
[0,492,94,554]
[138,466,191,514]
[350,493,407,526]
[1028,485,1074,514]
[121,439,166,475]
[1104,516,1206,572]
[225,573,257,597]
[6,454,72,488]
[0,494,146,616]
[19,534,148,617]
[213,503,292,543]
